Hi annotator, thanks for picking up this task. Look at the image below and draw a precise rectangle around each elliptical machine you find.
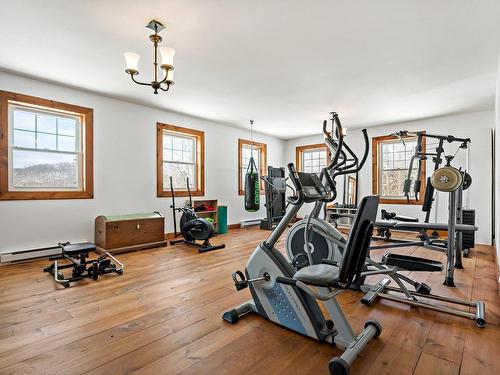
[169,176,225,253]
[286,113,369,268]
[223,162,382,375]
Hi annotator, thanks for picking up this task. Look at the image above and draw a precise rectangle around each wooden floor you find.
[0,227,499,375]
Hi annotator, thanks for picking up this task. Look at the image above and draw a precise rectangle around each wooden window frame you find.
[156,123,205,198]
[238,138,267,196]
[295,143,328,172]
[0,91,93,200]
[372,134,426,205]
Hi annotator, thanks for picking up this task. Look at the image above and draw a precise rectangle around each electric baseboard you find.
[1,241,86,264]
[240,219,261,228]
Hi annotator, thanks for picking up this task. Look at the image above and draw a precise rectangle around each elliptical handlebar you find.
[328,113,345,170]
[286,163,304,206]
[332,128,369,179]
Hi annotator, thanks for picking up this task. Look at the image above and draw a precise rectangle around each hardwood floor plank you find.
[460,324,500,375]
[413,352,460,375]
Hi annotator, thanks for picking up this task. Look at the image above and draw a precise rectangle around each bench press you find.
[43,242,124,287]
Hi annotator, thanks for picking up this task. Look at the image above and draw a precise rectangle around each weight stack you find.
[462,209,475,249]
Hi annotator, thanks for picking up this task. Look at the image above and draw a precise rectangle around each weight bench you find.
[43,242,124,288]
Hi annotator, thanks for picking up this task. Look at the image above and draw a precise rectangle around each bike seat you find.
[294,264,340,286]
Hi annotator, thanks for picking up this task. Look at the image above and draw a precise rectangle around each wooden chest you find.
[95,212,167,253]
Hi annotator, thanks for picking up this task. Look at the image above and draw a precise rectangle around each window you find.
[0,91,93,200]
[238,139,267,195]
[157,123,204,197]
[372,134,426,204]
[346,176,356,205]
[296,144,328,174]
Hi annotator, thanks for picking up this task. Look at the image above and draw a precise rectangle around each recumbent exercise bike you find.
[223,163,383,375]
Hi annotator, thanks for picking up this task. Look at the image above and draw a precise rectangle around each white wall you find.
[285,111,495,245]
[0,72,285,252]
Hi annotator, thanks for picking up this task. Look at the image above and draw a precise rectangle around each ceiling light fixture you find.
[124,20,175,94]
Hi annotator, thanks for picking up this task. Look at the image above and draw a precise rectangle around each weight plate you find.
[430,166,463,192]
[462,172,472,190]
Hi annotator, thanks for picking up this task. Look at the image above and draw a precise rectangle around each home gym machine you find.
[223,163,383,375]
[43,242,123,288]
[378,130,475,238]
[284,113,485,326]
[169,176,225,253]
[260,166,287,230]
[372,131,477,285]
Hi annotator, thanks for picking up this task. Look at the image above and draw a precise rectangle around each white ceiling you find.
[1,1,499,139]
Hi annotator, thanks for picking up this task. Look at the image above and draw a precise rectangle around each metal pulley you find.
[430,166,463,192]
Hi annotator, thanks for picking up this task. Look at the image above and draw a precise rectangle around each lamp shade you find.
[160,46,175,67]
[124,52,140,72]
[166,68,174,82]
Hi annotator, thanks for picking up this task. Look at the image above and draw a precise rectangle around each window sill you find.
[0,191,93,200]
[157,190,205,198]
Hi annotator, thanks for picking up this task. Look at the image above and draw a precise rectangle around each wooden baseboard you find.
[228,223,241,230]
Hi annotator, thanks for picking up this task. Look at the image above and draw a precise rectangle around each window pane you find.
[163,134,173,150]
[183,138,193,152]
[58,135,76,152]
[37,114,57,134]
[58,117,77,136]
[172,150,183,162]
[173,137,183,150]
[13,130,35,148]
[163,162,196,190]
[301,149,326,174]
[37,133,57,150]
[13,110,35,131]
[12,149,78,188]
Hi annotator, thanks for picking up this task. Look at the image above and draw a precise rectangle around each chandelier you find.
[124,20,175,94]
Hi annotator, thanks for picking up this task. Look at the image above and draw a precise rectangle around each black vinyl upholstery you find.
[338,196,379,286]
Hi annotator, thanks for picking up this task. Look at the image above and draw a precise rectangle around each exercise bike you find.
[169,176,225,253]
[223,163,382,375]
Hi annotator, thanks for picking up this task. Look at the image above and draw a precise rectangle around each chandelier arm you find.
[159,83,171,92]
[158,74,170,85]
[130,74,152,86]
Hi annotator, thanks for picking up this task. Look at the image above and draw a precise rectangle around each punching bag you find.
[245,156,260,212]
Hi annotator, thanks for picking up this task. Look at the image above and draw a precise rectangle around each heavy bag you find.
[244,156,260,212]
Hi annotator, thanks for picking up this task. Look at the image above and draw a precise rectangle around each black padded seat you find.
[62,242,96,254]
[294,264,340,286]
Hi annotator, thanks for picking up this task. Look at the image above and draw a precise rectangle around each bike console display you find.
[297,172,327,202]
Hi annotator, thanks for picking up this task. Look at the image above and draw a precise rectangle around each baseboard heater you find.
[240,219,261,228]
[1,245,63,264]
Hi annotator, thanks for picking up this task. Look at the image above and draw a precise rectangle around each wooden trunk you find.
[95,212,167,253]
